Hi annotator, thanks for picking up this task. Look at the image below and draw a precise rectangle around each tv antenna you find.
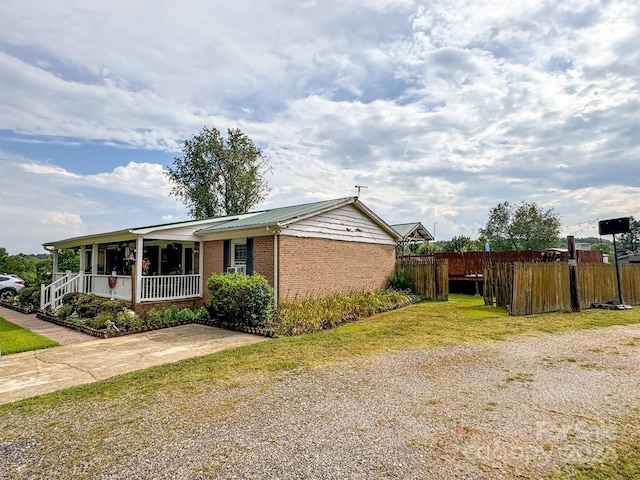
[355,185,368,198]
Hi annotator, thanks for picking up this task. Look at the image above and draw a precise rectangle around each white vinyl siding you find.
[282,204,396,245]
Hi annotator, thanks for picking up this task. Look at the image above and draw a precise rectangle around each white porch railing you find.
[140,274,201,301]
[41,272,201,310]
[41,272,84,311]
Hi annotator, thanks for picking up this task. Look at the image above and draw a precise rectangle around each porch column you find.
[80,245,86,273]
[136,236,144,304]
[198,241,204,296]
[53,249,59,275]
[91,244,98,274]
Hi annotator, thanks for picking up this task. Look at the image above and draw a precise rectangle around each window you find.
[233,241,247,266]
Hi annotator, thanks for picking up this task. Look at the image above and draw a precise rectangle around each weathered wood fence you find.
[484,262,640,315]
[396,257,449,300]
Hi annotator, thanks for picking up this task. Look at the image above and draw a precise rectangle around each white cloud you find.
[0,0,638,252]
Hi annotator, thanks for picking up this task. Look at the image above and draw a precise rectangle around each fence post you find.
[568,236,580,312]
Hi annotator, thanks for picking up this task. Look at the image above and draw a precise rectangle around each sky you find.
[0,0,638,255]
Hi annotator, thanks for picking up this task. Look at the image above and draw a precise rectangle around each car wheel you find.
[0,288,17,301]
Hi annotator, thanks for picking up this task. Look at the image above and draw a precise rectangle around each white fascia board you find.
[43,230,135,250]
[196,226,274,242]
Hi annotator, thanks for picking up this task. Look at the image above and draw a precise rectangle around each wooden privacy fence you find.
[484,262,640,315]
[396,258,448,300]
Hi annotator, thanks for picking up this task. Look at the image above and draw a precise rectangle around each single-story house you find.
[41,197,400,314]
[391,222,434,255]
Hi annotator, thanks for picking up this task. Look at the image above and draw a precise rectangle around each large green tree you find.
[479,201,561,251]
[166,127,270,218]
[618,217,639,252]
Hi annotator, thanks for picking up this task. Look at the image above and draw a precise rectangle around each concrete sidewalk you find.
[0,313,268,405]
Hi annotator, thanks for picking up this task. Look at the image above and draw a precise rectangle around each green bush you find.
[162,304,179,325]
[88,312,113,330]
[74,294,106,318]
[387,269,414,292]
[193,306,210,320]
[100,299,131,315]
[56,304,75,319]
[116,309,142,330]
[144,307,164,326]
[176,308,195,322]
[16,287,41,312]
[206,273,274,327]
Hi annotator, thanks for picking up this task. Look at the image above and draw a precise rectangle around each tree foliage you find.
[443,235,473,252]
[0,248,79,287]
[618,217,639,252]
[166,126,270,218]
[479,201,561,251]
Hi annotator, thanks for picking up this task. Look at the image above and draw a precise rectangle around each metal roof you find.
[195,197,356,233]
[391,222,434,241]
[44,196,402,247]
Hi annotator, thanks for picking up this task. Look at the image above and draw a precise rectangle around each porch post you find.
[53,249,59,275]
[136,236,144,304]
[80,245,86,273]
[91,244,98,274]
[198,241,204,296]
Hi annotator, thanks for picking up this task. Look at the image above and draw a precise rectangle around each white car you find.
[0,274,26,300]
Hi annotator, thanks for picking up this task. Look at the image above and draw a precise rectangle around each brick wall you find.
[253,235,274,285]
[277,236,396,300]
[133,298,203,316]
[202,239,224,305]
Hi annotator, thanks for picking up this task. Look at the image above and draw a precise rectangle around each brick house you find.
[41,197,400,313]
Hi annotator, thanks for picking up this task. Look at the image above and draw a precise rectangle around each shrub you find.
[162,304,179,325]
[206,273,274,327]
[89,312,113,330]
[176,308,195,322]
[116,309,142,330]
[387,269,414,292]
[16,287,41,312]
[144,307,164,326]
[56,304,75,319]
[74,294,106,318]
[274,289,416,336]
[100,299,131,316]
[193,306,210,320]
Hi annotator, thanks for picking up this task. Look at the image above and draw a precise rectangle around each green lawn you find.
[0,317,59,355]
[3,294,638,410]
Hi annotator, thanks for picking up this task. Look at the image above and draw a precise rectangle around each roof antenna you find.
[355,185,368,198]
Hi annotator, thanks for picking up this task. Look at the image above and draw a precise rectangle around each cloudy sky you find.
[1,0,638,254]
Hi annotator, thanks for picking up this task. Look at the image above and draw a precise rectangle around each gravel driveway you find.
[2,323,639,479]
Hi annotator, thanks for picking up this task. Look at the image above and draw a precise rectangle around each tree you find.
[618,217,639,252]
[443,236,473,252]
[478,201,561,251]
[165,127,270,218]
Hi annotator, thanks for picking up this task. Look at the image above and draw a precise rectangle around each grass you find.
[1,294,639,477]
[546,407,640,480]
[0,317,59,354]
[3,294,639,413]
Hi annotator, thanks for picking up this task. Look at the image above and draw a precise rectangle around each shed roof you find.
[391,222,434,241]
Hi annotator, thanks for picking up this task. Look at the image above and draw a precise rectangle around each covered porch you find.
[41,229,204,311]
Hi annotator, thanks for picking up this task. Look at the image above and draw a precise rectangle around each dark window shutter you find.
[246,238,254,275]
[223,240,230,272]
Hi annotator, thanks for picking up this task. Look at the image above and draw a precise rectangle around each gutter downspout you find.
[266,226,281,310]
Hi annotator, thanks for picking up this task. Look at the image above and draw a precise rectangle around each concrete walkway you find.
[0,307,268,405]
